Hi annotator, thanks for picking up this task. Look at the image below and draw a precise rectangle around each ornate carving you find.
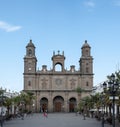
[55,78,62,86]
[41,77,48,89]
[70,78,76,89]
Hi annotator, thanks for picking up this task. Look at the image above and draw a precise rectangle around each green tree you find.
[19,91,35,113]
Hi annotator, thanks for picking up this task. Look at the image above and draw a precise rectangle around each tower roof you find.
[26,39,35,48]
[81,40,91,49]
[52,51,65,61]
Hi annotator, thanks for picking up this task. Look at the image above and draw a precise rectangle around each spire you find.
[26,39,35,48]
[81,40,91,49]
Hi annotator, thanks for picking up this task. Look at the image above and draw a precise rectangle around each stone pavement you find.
[3,113,120,127]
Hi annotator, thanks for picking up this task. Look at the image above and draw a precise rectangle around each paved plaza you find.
[3,113,120,127]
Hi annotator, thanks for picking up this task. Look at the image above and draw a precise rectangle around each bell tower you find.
[52,51,65,72]
[79,40,93,91]
[79,40,93,74]
[24,40,37,74]
[23,40,37,90]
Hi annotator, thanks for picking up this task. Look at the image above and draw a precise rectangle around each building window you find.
[85,49,89,56]
[28,81,31,86]
[55,64,62,72]
[86,82,89,86]
[28,49,32,56]
[86,50,88,56]
[86,67,89,73]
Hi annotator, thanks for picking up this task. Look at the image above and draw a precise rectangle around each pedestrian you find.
[43,110,48,117]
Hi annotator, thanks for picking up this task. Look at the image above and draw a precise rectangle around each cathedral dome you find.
[82,40,91,49]
[26,39,35,48]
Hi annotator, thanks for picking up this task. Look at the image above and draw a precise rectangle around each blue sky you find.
[0,0,120,92]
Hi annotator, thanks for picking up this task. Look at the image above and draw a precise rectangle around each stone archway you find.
[53,96,64,112]
[69,97,77,112]
[40,97,48,112]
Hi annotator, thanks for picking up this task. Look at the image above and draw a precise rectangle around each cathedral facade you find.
[23,40,93,112]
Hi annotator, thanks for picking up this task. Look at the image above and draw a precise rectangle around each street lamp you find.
[100,93,105,127]
[20,101,24,120]
[32,103,35,114]
[103,73,119,127]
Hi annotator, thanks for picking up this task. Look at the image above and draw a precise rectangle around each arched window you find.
[55,63,62,72]
[86,81,89,86]
[86,49,89,56]
[86,67,89,73]
[28,81,31,86]
[28,49,32,56]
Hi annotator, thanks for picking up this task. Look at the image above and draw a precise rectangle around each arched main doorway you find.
[53,96,64,112]
[40,97,48,112]
[69,97,77,112]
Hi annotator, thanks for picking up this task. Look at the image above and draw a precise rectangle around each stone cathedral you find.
[23,40,93,112]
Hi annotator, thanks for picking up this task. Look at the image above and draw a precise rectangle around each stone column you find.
[48,92,53,112]
[35,91,37,112]
[64,92,69,112]
[36,91,40,112]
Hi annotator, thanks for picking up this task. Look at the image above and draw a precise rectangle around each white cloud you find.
[0,21,22,32]
[84,0,95,8]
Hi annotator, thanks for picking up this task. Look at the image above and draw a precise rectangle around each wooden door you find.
[69,103,74,112]
[55,102,61,112]
[42,104,47,112]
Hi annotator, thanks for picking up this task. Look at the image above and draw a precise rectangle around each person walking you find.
[43,110,48,118]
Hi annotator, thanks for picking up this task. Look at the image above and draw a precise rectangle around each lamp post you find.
[100,93,105,127]
[103,73,119,127]
[20,101,24,120]
[32,103,35,114]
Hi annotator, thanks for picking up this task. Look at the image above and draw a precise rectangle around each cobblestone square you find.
[3,113,120,127]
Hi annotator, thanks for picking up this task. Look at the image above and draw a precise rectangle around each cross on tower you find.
[58,50,60,55]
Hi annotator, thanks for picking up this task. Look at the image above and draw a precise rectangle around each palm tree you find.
[75,86,85,111]
[4,97,12,115]
[18,91,35,113]
[12,95,22,115]
[76,86,84,99]
[89,93,101,119]
[0,89,9,113]
[25,91,35,112]
[82,96,91,117]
